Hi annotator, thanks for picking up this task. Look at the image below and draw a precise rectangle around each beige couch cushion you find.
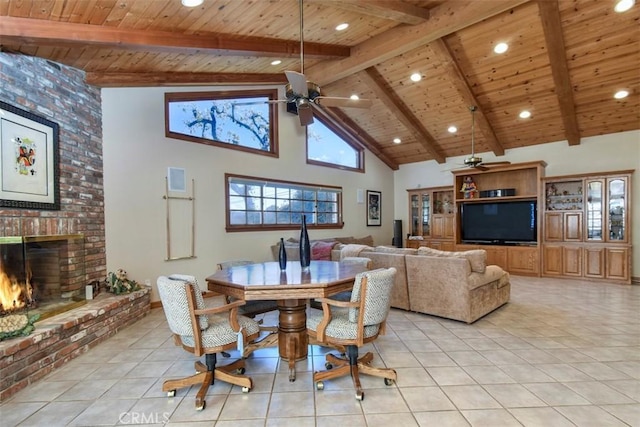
[417,247,487,273]
[467,265,505,291]
[374,246,418,255]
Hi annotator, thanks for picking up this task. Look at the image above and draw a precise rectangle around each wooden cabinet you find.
[507,246,540,275]
[455,243,538,275]
[542,171,633,284]
[543,244,582,277]
[544,212,583,241]
[452,161,545,277]
[406,186,454,249]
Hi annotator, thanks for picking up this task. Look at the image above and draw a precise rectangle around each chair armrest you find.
[193,299,247,332]
[193,299,246,316]
[314,298,358,342]
[314,297,357,309]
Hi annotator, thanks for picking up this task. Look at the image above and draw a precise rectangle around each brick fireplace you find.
[0,287,150,401]
[0,234,86,318]
[0,54,114,400]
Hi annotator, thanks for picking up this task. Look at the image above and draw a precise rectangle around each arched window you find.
[306,115,364,172]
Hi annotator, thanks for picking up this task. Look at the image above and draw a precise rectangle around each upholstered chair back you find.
[157,275,208,335]
[349,267,396,326]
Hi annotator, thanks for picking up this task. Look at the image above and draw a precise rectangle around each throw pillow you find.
[311,241,337,260]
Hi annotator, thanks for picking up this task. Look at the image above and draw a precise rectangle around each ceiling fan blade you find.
[297,103,314,126]
[285,70,308,97]
[314,96,372,109]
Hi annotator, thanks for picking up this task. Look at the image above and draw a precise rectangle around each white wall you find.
[102,86,395,301]
[394,130,640,276]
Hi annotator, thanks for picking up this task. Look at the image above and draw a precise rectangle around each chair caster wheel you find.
[167,390,176,397]
[316,381,324,390]
[325,362,333,370]
[237,367,246,375]
[355,390,364,401]
[242,386,250,393]
[384,378,394,386]
[195,401,206,411]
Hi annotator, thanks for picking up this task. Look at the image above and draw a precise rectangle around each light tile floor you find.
[2,276,639,426]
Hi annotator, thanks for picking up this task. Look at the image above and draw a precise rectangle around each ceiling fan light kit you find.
[279,0,371,126]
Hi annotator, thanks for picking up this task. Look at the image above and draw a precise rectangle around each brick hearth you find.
[0,287,150,402]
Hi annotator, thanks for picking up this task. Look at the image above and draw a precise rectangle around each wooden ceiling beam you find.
[360,67,446,164]
[429,38,505,157]
[306,0,531,86]
[0,16,349,59]
[315,107,399,171]
[537,0,581,146]
[307,0,430,24]
[85,72,287,88]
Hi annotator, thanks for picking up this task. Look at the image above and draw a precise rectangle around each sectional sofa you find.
[337,245,511,324]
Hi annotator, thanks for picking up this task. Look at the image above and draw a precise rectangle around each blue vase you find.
[278,238,287,271]
[299,215,311,269]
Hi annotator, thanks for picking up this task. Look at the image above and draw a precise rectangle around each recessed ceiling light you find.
[335,23,349,31]
[271,60,282,66]
[448,126,457,133]
[519,110,531,119]
[182,0,203,7]
[410,73,422,82]
[614,0,635,12]
[614,90,629,99]
[494,42,509,54]
[350,94,360,100]
[393,138,402,144]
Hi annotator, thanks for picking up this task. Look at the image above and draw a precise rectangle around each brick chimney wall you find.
[0,53,106,283]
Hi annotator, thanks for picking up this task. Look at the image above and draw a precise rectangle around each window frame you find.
[305,110,364,172]
[165,89,279,157]
[225,173,344,232]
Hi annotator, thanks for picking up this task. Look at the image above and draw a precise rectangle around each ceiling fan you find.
[457,106,510,171]
[282,0,372,126]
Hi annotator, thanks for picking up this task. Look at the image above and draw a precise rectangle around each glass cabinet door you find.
[421,193,430,235]
[608,178,626,241]
[410,194,420,236]
[586,180,603,241]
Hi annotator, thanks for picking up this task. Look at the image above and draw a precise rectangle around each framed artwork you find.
[0,101,60,210]
[367,190,381,226]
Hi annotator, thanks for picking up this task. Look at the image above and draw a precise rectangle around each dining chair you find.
[217,260,279,318]
[157,274,260,410]
[307,267,397,401]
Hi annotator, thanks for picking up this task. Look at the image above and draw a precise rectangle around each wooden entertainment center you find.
[406,161,633,284]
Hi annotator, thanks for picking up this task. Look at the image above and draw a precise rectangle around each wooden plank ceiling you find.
[1,0,638,170]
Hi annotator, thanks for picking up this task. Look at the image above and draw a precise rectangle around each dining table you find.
[205,260,367,381]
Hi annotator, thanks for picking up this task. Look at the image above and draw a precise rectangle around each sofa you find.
[334,245,510,323]
[405,247,510,323]
[270,235,374,262]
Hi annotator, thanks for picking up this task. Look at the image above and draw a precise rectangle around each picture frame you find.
[0,101,60,210]
[366,190,381,226]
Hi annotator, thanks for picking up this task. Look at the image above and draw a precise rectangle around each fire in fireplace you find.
[0,234,85,319]
[0,237,34,315]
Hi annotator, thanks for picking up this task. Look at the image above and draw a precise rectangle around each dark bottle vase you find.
[278,237,287,271]
[299,215,311,269]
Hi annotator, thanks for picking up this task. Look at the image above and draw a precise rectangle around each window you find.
[306,114,364,172]
[226,174,343,231]
[165,90,278,157]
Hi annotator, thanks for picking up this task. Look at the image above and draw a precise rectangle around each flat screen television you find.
[461,200,537,244]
